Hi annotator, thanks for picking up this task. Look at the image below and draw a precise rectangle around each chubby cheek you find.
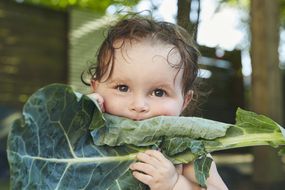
[153,102,184,116]
[102,96,127,116]
[103,100,120,115]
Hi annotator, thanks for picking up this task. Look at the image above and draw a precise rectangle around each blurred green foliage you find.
[15,0,140,13]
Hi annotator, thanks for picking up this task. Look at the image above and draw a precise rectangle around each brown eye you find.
[116,85,129,92]
[152,89,166,97]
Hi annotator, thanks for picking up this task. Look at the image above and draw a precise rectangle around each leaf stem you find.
[205,133,285,152]
[8,151,139,164]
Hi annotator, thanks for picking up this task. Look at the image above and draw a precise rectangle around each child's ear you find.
[90,80,98,92]
[182,90,193,111]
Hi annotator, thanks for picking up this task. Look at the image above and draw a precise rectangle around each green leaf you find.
[204,108,285,153]
[194,156,213,188]
[7,84,285,189]
[7,84,147,190]
[91,113,231,146]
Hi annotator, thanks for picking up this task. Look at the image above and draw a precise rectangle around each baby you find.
[85,16,227,190]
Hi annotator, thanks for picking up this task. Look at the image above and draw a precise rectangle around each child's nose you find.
[129,96,149,113]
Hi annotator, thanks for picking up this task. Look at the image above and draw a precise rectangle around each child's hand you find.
[87,93,105,112]
[129,150,179,190]
[183,160,228,190]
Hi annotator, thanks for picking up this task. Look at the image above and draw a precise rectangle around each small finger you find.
[136,152,160,165]
[130,162,156,175]
[144,149,166,162]
[132,171,153,185]
[87,93,102,104]
[87,93,105,111]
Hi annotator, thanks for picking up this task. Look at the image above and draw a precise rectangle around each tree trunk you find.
[177,0,199,41]
[250,0,284,188]
[177,0,192,30]
[177,0,201,41]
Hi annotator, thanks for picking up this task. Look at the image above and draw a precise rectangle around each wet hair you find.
[82,15,201,114]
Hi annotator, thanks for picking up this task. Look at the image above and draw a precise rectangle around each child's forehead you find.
[113,38,181,62]
[113,37,170,50]
[111,41,183,80]
[98,37,184,84]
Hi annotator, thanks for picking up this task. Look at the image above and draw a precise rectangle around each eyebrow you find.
[152,82,177,92]
[107,78,131,85]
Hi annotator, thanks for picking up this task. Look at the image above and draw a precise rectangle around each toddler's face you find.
[92,39,192,120]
